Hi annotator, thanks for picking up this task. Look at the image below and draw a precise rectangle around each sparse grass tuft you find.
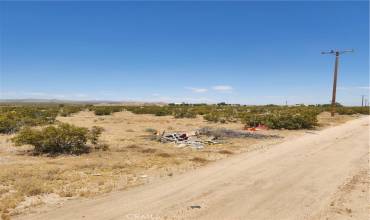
[157,152,172,158]
[127,144,140,149]
[94,143,110,151]
[218,150,233,155]
[141,148,157,154]
[144,128,157,133]
[16,178,52,196]
[190,157,209,163]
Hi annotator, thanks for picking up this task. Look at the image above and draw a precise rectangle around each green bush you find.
[243,111,318,130]
[0,106,58,134]
[88,126,104,145]
[126,106,172,116]
[12,123,104,155]
[94,107,113,116]
[154,109,169,116]
[0,114,20,134]
[336,107,370,115]
[91,106,123,116]
[352,107,370,115]
[173,108,196,118]
[59,105,85,117]
[203,113,220,123]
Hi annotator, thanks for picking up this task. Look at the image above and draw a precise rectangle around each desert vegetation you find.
[0,102,367,218]
[12,123,104,155]
[91,104,368,129]
[0,104,368,134]
[0,106,59,134]
[59,105,87,117]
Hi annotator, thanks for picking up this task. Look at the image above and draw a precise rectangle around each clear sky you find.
[0,1,368,105]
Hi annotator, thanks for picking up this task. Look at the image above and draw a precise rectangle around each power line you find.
[321,49,354,117]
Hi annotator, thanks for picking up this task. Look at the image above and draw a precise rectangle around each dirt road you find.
[18,117,369,220]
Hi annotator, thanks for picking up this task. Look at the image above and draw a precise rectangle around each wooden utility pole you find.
[321,49,354,117]
[331,51,339,117]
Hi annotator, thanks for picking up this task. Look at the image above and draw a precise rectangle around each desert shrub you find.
[126,105,196,117]
[88,126,104,145]
[203,113,220,123]
[201,107,239,123]
[126,106,172,116]
[173,108,196,118]
[336,107,356,115]
[335,106,370,115]
[93,107,113,116]
[0,114,20,134]
[243,110,318,130]
[144,128,157,133]
[94,142,110,151]
[0,106,58,134]
[154,109,169,116]
[11,123,103,155]
[59,105,85,117]
[352,107,370,115]
[91,106,123,116]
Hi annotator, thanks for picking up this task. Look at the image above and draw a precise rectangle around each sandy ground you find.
[13,116,369,220]
[0,110,297,218]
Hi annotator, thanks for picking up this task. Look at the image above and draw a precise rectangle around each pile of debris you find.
[158,127,279,149]
[159,132,217,149]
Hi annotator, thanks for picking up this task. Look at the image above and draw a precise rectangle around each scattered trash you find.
[190,205,201,209]
[158,127,279,149]
[160,132,208,149]
[91,173,102,176]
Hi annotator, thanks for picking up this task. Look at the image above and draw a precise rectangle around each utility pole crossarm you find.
[321,49,354,55]
[339,49,355,54]
[321,50,335,55]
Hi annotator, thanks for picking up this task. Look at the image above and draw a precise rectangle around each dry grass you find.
[317,112,360,128]
[218,150,233,155]
[141,148,157,154]
[190,157,209,163]
[156,152,172,158]
[0,110,358,217]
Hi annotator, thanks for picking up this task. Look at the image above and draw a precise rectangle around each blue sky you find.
[0,1,368,105]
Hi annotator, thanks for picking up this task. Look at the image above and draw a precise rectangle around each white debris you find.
[159,132,217,149]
